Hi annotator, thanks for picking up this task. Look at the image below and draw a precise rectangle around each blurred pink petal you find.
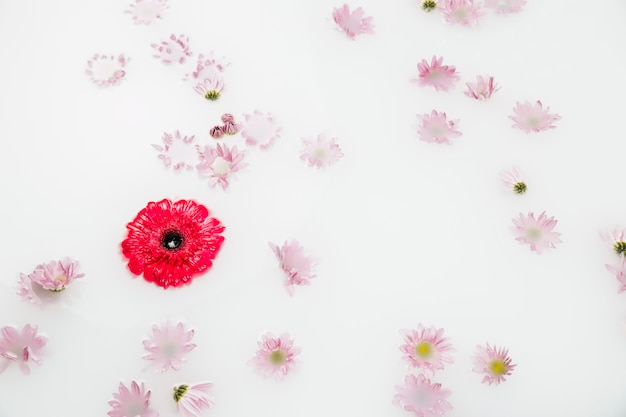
[300,134,344,168]
[196,143,248,190]
[17,273,40,305]
[152,131,197,170]
[332,4,375,39]
[241,110,281,150]
[464,75,500,100]
[472,343,516,385]
[173,382,213,417]
[440,0,484,26]
[509,100,561,132]
[412,56,459,92]
[606,259,626,293]
[108,380,158,417]
[416,110,462,145]
[484,0,526,14]
[125,0,168,25]
[393,374,452,416]
[142,322,196,372]
[500,166,526,194]
[269,240,317,296]
[511,211,562,254]
[184,53,228,84]
[0,324,47,375]
[85,54,129,87]
[152,34,192,65]
[399,324,454,376]
[249,332,301,379]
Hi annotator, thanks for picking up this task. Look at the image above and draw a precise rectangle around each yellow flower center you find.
[415,342,433,358]
[614,241,626,256]
[489,360,507,375]
[527,227,542,241]
[269,349,286,365]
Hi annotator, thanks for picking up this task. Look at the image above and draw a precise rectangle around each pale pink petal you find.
[511,211,562,254]
[411,56,459,92]
[240,110,281,149]
[85,54,129,87]
[440,0,484,26]
[152,131,197,171]
[268,240,317,296]
[509,100,561,132]
[124,0,168,25]
[300,134,344,168]
[151,34,192,65]
[393,374,453,416]
[416,110,462,144]
[142,322,196,373]
[332,4,375,39]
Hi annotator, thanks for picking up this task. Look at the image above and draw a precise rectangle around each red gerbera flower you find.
[121,199,225,289]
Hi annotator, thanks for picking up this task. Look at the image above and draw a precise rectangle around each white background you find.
[1,0,626,416]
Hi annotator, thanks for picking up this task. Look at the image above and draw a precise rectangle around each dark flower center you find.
[161,230,185,251]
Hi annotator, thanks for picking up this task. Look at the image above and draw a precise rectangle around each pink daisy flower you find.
[173,382,213,417]
[512,211,562,254]
[85,54,129,87]
[472,343,516,385]
[152,131,197,171]
[142,322,196,372]
[601,228,626,256]
[0,324,47,375]
[393,374,452,417]
[399,324,454,376]
[464,75,500,100]
[268,240,317,296]
[484,0,527,14]
[605,259,626,294]
[240,110,282,149]
[332,4,375,40]
[28,257,85,292]
[412,56,459,92]
[108,380,158,417]
[125,0,167,25]
[184,53,228,84]
[249,332,301,379]
[194,76,225,101]
[151,34,192,65]
[300,134,344,168]
[440,0,484,26]
[500,166,526,194]
[509,100,561,133]
[416,110,462,145]
[196,143,248,190]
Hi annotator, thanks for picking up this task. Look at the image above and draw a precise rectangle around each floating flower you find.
[0,324,47,375]
[209,126,224,139]
[152,131,197,170]
[125,0,167,25]
[472,343,516,385]
[151,34,192,65]
[85,54,128,87]
[173,382,213,417]
[121,199,225,289]
[194,76,224,101]
[108,380,158,417]
[249,332,301,379]
[222,121,239,135]
[185,53,228,84]
[300,134,344,168]
[399,325,454,376]
[606,259,626,294]
[464,75,500,100]
[421,0,438,12]
[268,240,317,296]
[196,143,249,190]
[221,113,235,123]
[142,322,196,372]
[240,110,282,149]
[332,4,375,40]
[484,0,526,14]
[512,211,561,254]
[601,228,626,256]
[440,0,484,26]
[393,374,452,417]
[416,110,462,145]
[500,166,526,194]
[17,257,85,304]
[509,100,561,133]
[412,56,459,92]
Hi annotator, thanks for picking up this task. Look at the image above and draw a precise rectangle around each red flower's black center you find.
[161,230,185,251]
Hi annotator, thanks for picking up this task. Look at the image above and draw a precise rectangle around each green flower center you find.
[489,360,507,375]
[173,385,189,402]
[421,0,437,11]
[614,241,626,256]
[204,90,221,101]
[269,349,286,365]
[414,342,433,359]
[513,182,527,194]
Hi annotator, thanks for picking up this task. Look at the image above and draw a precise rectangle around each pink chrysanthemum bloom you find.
[249,332,301,379]
[125,0,167,25]
[151,34,192,65]
[393,374,452,417]
[28,257,85,292]
[440,0,484,26]
[173,382,213,417]
[196,143,248,190]
[142,322,196,372]
[500,166,526,194]
[399,325,454,376]
[472,343,516,385]
[241,110,282,150]
[0,324,47,375]
[184,53,228,84]
[152,131,197,171]
[332,4,375,40]
[85,54,128,87]
[300,134,344,168]
[484,0,526,14]
[416,110,462,145]
[512,211,561,254]
[509,100,561,133]
[108,380,158,417]
[268,240,317,296]
[412,56,459,92]
[605,258,626,294]
[194,76,225,101]
[464,75,500,100]
[601,228,626,256]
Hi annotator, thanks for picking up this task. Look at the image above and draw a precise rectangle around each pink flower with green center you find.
[509,100,561,132]
[399,324,454,376]
[0,324,47,375]
[440,0,484,26]
[472,343,516,385]
[393,374,452,416]
[412,56,459,92]
[142,322,196,372]
[605,258,626,293]
[500,166,526,194]
[28,257,85,292]
[464,75,500,100]
[196,143,248,190]
[416,110,462,145]
[269,240,317,296]
[125,0,167,25]
[173,383,213,417]
[300,134,344,168]
[108,380,158,417]
[512,211,561,254]
[601,228,626,256]
[332,4,375,40]
[484,0,526,14]
[194,76,224,101]
[249,332,301,379]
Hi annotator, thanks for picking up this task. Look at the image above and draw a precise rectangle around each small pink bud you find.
[221,113,235,123]
[222,121,239,135]
[210,126,224,139]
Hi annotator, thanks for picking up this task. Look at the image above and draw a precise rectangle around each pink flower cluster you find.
[209,113,240,139]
